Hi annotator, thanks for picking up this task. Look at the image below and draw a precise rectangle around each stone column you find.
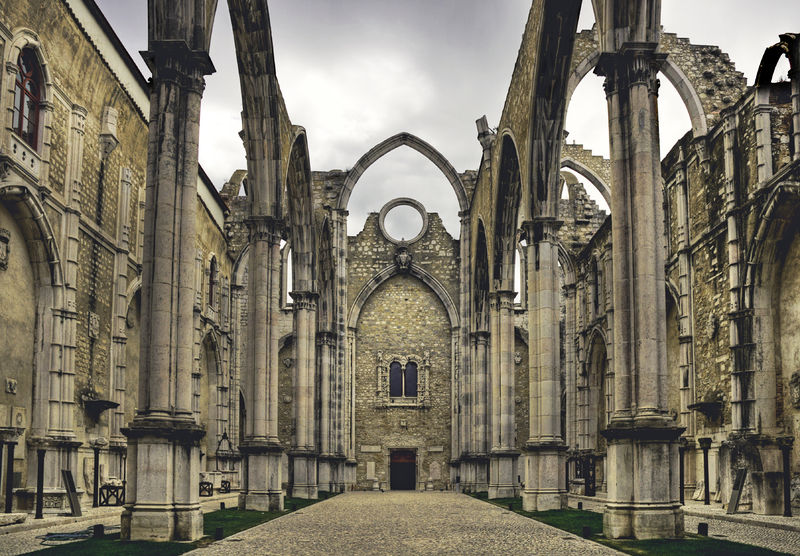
[564,283,578,450]
[596,46,683,539]
[523,219,566,511]
[488,291,517,498]
[239,216,284,511]
[790,37,800,161]
[317,330,337,492]
[753,95,774,184]
[109,166,132,477]
[290,291,318,499]
[121,33,214,541]
[473,330,490,491]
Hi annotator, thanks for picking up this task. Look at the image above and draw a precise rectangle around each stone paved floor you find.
[188,492,620,556]
[569,495,800,555]
[0,493,238,555]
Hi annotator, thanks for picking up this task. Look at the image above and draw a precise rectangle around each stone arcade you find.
[0,0,799,544]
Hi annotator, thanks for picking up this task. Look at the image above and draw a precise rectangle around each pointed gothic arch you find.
[337,132,468,213]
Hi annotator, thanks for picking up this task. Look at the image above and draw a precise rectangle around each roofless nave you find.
[0,0,798,545]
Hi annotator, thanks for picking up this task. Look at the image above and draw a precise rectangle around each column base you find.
[602,419,685,539]
[318,454,347,493]
[290,451,318,499]
[523,441,567,511]
[604,503,684,540]
[239,441,284,511]
[120,419,205,542]
[121,505,203,542]
[488,450,519,499]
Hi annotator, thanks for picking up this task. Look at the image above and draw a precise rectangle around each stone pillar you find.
[488,291,517,498]
[473,331,490,490]
[790,37,800,161]
[564,283,578,450]
[121,32,214,541]
[239,216,284,511]
[753,95,774,184]
[596,46,684,539]
[290,291,318,499]
[317,330,338,492]
[523,219,566,511]
[109,166,132,472]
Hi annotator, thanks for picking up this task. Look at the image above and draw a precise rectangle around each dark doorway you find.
[390,450,416,490]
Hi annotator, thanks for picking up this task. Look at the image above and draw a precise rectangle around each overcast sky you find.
[96,0,798,238]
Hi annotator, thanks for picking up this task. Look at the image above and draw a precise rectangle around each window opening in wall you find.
[13,49,42,149]
[389,361,418,398]
[209,256,218,307]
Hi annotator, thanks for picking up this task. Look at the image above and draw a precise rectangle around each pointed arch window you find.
[13,49,42,149]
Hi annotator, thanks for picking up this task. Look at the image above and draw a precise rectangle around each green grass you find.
[469,493,789,556]
[30,495,333,555]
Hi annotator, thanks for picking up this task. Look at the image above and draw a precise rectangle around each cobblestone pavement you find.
[568,495,800,555]
[0,493,238,555]
[188,492,620,556]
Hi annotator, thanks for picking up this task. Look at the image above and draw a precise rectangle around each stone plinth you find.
[239,442,283,511]
[602,421,684,539]
[121,420,205,542]
[523,441,567,511]
[290,450,318,499]
[488,450,518,499]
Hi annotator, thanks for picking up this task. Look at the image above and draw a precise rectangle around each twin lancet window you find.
[376,353,431,408]
[389,361,418,398]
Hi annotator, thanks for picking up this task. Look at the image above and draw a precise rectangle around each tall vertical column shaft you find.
[122,35,214,542]
[488,291,517,498]
[239,216,284,511]
[523,219,567,511]
[596,46,683,540]
[290,291,318,499]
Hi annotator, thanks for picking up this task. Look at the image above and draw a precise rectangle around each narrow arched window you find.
[389,362,403,398]
[404,362,418,397]
[208,256,218,307]
[13,49,42,149]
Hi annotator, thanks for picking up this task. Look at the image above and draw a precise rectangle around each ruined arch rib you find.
[337,132,468,213]
[566,48,708,137]
[347,263,459,330]
[560,158,611,206]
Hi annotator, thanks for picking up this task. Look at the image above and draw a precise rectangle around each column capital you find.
[290,290,319,310]
[521,217,562,244]
[470,330,490,344]
[316,330,336,346]
[246,215,284,245]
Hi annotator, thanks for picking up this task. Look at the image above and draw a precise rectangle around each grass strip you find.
[469,493,789,556]
[30,494,333,555]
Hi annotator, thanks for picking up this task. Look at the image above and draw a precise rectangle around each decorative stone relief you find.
[282,357,293,368]
[706,314,718,339]
[790,372,800,409]
[5,378,17,395]
[514,351,522,364]
[394,246,412,273]
[0,228,9,271]
[88,311,100,339]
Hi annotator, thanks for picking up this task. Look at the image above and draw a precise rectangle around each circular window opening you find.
[378,198,429,245]
[384,205,423,242]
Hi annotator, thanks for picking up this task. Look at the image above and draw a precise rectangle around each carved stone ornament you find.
[282,357,293,368]
[790,372,800,409]
[705,314,719,339]
[395,246,412,273]
[0,228,9,270]
[514,352,522,365]
[5,377,17,395]
[88,311,100,339]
